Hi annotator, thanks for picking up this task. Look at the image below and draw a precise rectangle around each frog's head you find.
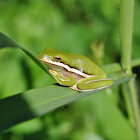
[38,48,66,63]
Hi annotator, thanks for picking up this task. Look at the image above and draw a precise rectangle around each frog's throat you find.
[39,58,94,78]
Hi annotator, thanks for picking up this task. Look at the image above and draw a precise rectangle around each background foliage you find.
[0,0,140,140]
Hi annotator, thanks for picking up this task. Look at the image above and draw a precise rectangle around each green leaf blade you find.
[0,74,134,133]
[0,32,48,74]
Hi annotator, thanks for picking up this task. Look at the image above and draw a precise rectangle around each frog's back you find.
[62,53,106,76]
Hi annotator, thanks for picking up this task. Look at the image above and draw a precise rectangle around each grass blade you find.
[0,74,134,133]
[0,32,48,74]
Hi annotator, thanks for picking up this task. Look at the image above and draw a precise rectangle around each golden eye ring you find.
[54,56,61,62]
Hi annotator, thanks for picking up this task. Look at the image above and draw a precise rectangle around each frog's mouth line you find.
[39,58,94,78]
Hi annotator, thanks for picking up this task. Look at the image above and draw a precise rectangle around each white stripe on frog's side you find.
[39,58,95,78]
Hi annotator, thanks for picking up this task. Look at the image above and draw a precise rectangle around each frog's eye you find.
[54,56,61,62]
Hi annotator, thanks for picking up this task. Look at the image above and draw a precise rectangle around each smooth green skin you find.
[39,48,113,91]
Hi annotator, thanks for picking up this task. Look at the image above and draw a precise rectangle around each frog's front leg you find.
[77,76,113,91]
[49,69,76,87]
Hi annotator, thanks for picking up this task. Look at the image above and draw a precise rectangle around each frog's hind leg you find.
[76,76,113,91]
[49,69,76,87]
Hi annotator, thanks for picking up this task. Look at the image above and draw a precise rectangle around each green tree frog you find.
[38,48,113,92]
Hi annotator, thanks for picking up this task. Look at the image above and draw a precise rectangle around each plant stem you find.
[121,83,134,127]
[128,79,140,139]
[120,0,134,73]
[120,0,140,139]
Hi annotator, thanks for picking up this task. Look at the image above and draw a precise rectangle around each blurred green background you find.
[0,0,140,140]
